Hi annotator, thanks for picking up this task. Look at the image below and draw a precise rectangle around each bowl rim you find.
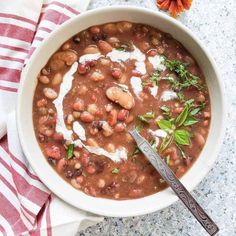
[17,5,226,217]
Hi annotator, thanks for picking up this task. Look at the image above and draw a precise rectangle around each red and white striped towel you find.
[0,1,103,235]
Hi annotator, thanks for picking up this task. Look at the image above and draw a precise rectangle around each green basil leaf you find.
[112,168,119,174]
[174,129,190,145]
[160,135,174,152]
[67,144,74,160]
[183,116,198,126]
[157,119,173,132]
[175,104,189,127]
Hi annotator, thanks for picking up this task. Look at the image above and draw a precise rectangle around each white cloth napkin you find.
[0,0,103,235]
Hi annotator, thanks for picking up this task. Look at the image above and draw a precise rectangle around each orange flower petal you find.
[182,0,192,9]
[177,0,185,13]
[156,0,193,17]
[157,0,165,3]
[158,0,171,10]
[169,1,178,17]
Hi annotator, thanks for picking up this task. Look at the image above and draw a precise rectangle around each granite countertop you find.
[78,0,236,235]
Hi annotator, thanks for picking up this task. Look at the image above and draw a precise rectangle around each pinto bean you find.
[111,68,122,79]
[83,45,100,54]
[147,49,157,56]
[39,126,54,137]
[114,123,126,133]
[45,144,61,160]
[89,26,101,34]
[106,143,115,152]
[105,103,113,112]
[62,42,71,50]
[78,85,88,95]
[80,111,94,123]
[116,22,133,33]
[108,109,117,126]
[38,75,50,84]
[194,132,205,146]
[86,165,96,174]
[203,112,211,119]
[197,94,205,102]
[73,98,85,111]
[102,122,113,137]
[98,178,106,188]
[107,37,120,44]
[52,73,62,86]
[102,23,117,35]
[139,41,150,52]
[53,132,64,141]
[71,178,80,189]
[41,67,50,76]
[49,59,65,71]
[87,138,99,147]
[43,88,57,99]
[117,109,129,121]
[50,51,78,70]
[78,63,89,75]
[98,40,113,54]
[73,151,81,159]
[37,98,47,107]
[87,103,99,115]
[106,86,135,110]
[76,175,84,184]
[89,70,105,81]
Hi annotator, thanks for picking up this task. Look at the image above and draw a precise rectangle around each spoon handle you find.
[130,128,219,236]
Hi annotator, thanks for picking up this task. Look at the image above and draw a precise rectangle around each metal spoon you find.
[129,128,219,236]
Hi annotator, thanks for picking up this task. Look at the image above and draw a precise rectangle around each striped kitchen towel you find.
[0,1,103,235]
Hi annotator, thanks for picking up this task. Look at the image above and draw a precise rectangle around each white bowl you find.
[17,6,226,217]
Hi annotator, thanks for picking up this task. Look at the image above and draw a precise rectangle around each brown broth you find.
[33,22,210,199]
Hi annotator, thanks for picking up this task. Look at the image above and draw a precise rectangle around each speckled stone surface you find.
[77,1,236,235]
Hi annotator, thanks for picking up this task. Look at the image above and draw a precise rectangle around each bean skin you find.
[80,111,94,123]
[73,99,85,111]
[43,88,57,99]
[114,123,126,132]
[52,73,62,86]
[102,23,117,35]
[38,75,50,84]
[117,109,129,121]
[106,86,135,110]
[83,45,100,54]
[98,40,113,54]
[45,144,61,160]
[194,132,205,146]
[89,70,105,81]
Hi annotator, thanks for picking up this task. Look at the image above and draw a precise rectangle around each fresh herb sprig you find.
[67,144,74,160]
[138,111,155,123]
[157,99,203,154]
[149,71,159,86]
[165,59,203,100]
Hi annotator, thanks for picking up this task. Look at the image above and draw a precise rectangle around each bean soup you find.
[33,22,211,199]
